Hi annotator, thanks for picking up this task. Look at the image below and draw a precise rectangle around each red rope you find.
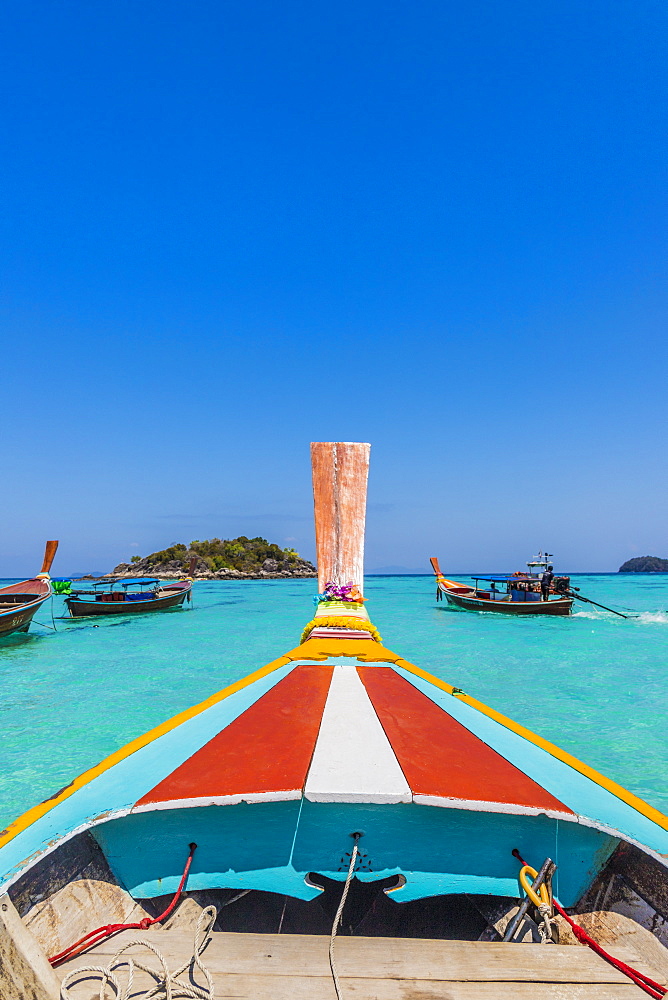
[513,850,666,999]
[551,898,666,999]
[48,842,197,968]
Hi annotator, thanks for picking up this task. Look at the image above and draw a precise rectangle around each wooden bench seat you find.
[57,928,668,999]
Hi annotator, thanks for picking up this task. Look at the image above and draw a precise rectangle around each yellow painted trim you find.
[288,636,403,662]
[0,652,294,850]
[397,659,668,833]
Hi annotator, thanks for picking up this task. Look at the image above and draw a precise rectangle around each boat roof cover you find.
[120,578,159,587]
[473,575,519,583]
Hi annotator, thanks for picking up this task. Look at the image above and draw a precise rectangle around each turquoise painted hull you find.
[93,799,618,908]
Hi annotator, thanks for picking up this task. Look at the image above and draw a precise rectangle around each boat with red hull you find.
[0,541,58,638]
[430,556,574,615]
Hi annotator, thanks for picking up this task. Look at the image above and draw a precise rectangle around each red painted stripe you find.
[358,667,573,813]
[137,665,333,806]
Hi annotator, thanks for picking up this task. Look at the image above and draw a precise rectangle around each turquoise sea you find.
[0,574,666,831]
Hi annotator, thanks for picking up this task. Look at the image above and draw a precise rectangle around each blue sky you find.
[1,0,666,575]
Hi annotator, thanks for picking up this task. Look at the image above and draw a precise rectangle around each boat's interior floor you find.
[56,925,667,998]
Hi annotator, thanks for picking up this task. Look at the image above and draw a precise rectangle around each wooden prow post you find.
[430,556,442,576]
[311,442,370,596]
[39,541,59,577]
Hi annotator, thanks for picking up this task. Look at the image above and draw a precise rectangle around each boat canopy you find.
[472,575,520,583]
[120,578,159,588]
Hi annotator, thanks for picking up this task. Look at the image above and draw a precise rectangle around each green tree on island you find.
[115,537,314,576]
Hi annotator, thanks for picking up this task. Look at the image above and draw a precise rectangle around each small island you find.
[618,555,668,573]
[111,536,317,580]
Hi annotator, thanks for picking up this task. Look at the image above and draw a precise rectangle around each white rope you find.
[60,905,217,1000]
[537,902,555,944]
[329,842,359,1000]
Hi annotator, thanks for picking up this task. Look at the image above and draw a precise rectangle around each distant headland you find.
[618,555,668,573]
[111,537,317,580]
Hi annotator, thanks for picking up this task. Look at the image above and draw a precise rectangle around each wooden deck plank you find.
[205,979,655,999]
[209,981,649,1000]
[54,970,651,1000]
[57,930,667,986]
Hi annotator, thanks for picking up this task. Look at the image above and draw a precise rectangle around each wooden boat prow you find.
[0,541,58,639]
[1,457,668,997]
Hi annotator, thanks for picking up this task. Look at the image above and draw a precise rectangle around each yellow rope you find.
[300,616,383,644]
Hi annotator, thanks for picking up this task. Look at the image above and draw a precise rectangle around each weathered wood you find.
[61,930,665,985]
[607,841,668,920]
[24,879,149,959]
[56,970,649,999]
[10,831,151,958]
[579,843,668,949]
[0,894,60,1000]
[311,442,370,595]
[556,897,668,981]
[161,896,205,931]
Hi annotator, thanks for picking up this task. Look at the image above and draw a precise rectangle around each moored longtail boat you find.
[0,541,58,639]
[1,451,668,998]
[63,561,196,619]
[430,555,574,615]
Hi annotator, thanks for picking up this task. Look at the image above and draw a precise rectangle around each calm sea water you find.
[0,574,666,830]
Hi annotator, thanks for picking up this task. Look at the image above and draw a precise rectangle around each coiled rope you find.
[59,903,217,1000]
[329,837,360,1000]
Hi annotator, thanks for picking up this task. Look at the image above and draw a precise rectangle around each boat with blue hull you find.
[1,450,667,998]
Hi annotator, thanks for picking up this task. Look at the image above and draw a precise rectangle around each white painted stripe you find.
[131,790,301,813]
[413,794,576,820]
[305,665,411,803]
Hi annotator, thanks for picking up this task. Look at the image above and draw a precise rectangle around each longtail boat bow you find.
[0,541,58,639]
[1,449,667,984]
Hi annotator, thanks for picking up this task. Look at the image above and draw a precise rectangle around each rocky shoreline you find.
[108,556,317,581]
